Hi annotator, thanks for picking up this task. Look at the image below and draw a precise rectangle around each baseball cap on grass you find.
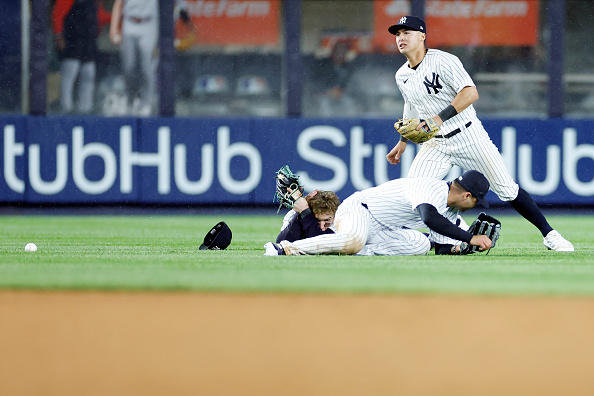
[457,170,490,208]
[199,221,232,250]
[388,16,426,35]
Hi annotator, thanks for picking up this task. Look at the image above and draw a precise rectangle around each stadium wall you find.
[1,116,593,206]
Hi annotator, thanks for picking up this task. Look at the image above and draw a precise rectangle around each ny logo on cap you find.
[399,16,407,24]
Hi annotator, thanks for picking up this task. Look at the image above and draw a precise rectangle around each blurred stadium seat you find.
[231,75,281,117]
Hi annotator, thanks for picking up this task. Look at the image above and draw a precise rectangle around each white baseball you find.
[25,243,38,252]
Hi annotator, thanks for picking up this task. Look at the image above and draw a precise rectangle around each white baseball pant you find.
[408,121,519,201]
[287,192,431,256]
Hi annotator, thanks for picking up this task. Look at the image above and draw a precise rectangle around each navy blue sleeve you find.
[276,209,333,243]
[299,209,335,238]
[417,203,472,244]
[276,213,303,243]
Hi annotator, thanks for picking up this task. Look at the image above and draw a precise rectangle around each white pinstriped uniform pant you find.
[409,121,519,201]
[288,192,431,256]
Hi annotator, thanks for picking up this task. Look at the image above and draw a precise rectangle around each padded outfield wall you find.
[1,116,593,206]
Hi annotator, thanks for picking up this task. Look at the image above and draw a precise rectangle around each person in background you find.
[108,0,192,116]
[109,0,159,117]
[312,40,358,117]
[52,0,111,114]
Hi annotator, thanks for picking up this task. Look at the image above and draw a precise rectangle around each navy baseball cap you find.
[199,221,232,250]
[457,170,490,208]
[388,16,426,35]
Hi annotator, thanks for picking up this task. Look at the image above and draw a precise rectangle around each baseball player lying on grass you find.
[385,16,573,252]
[271,165,341,243]
[264,170,497,256]
[276,189,341,243]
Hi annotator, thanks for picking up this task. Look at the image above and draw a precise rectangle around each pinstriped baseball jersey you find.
[396,49,476,136]
[395,49,520,201]
[359,177,454,229]
[287,178,461,256]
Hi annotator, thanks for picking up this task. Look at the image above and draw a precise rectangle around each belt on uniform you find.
[128,16,152,23]
[435,121,472,138]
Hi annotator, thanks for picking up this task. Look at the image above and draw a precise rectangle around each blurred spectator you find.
[311,40,358,117]
[52,0,111,114]
[109,0,192,116]
[109,0,159,117]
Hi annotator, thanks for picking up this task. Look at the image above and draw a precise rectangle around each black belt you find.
[435,121,472,138]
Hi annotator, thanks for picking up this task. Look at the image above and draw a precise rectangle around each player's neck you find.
[407,48,428,69]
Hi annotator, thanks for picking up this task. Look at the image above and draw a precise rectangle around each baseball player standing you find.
[265,170,493,256]
[386,16,573,252]
[52,0,111,114]
[109,0,159,116]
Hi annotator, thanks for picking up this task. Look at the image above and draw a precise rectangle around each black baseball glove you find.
[273,165,304,212]
[459,212,501,255]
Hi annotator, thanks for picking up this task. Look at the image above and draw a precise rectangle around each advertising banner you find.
[374,0,539,51]
[174,0,280,47]
[1,116,593,206]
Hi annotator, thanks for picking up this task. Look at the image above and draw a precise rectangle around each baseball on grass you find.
[25,243,38,252]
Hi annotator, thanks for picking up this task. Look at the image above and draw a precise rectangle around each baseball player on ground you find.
[385,16,574,252]
[275,190,340,243]
[264,170,493,256]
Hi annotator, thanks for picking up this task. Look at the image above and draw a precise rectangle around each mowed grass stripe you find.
[0,214,592,295]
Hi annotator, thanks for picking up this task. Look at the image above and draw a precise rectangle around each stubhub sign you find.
[1,116,593,205]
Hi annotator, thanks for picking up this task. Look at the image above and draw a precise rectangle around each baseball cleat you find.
[543,230,574,252]
[264,242,285,256]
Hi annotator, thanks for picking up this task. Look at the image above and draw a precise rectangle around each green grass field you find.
[1,213,592,296]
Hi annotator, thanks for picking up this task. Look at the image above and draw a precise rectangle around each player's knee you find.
[403,231,431,256]
[416,236,432,255]
[494,183,519,202]
[340,233,366,255]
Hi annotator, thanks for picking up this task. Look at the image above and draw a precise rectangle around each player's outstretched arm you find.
[418,204,473,243]
[387,141,407,164]
[470,234,492,251]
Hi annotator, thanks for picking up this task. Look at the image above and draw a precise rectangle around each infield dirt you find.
[1,291,593,395]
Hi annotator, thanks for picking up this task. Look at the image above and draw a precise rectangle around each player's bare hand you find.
[109,31,122,45]
[287,187,307,213]
[387,141,407,164]
[292,197,309,213]
[470,234,492,251]
[305,189,319,200]
[417,119,442,132]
